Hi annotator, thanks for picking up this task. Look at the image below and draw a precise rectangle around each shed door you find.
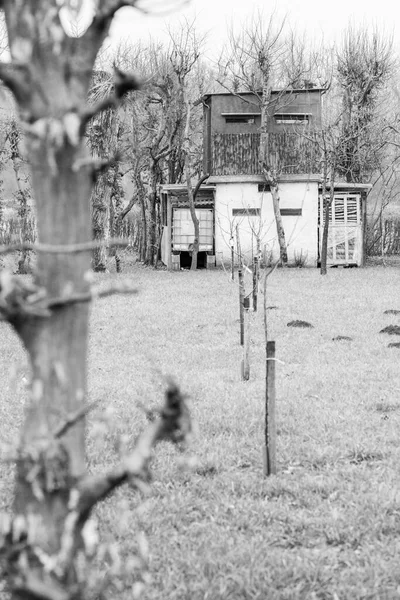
[319,194,362,265]
[172,208,214,251]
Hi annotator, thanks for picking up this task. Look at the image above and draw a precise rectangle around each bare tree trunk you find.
[320,196,331,275]
[0,6,193,600]
[12,140,93,584]
[9,120,33,274]
[0,3,126,596]
[187,187,199,271]
[266,169,288,265]
[146,164,158,266]
[183,95,199,271]
[259,74,287,265]
[90,110,118,272]
[109,169,125,272]
[135,173,147,263]
[91,173,111,272]
[320,168,335,275]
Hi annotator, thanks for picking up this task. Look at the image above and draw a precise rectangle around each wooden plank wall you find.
[212,132,321,176]
[212,133,261,175]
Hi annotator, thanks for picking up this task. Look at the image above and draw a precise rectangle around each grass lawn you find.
[1,264,400,599]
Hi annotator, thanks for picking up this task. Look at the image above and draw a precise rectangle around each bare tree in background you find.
[7,119,35,274]
[336,24,392,183]
[0,2,191,599]
[169,20,205,270]
[87,70,123,271]
[218,13,316,265]
[318,25,393,271]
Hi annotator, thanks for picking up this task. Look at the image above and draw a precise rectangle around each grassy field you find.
[1,264,400,599]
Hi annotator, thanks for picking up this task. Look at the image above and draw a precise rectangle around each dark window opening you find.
[179,251,207,269]
[225,116,255,124]
[232,208,261,217]
[258,183,271,192]
[161,193,168,225]
[221,113,260,124]
[274,113,310,124]
[281,208,302,216]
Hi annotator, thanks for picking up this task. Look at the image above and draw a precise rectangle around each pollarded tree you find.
[115,42,181,266]
[120,37,205,266]
[0,2,191,599]
[169,20,205,270]
[336,24,392,183]
[87,70,122,272]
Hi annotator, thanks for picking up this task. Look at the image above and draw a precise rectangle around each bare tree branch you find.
[13,572,71,600]
[47,280,139,309]
[73,381,192,522]
[54,402,100,440]
[119,193,137,221]
[0,62,31,104]
[80,66,141,133]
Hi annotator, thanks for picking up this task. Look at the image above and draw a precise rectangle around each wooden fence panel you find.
[212,132,321,176]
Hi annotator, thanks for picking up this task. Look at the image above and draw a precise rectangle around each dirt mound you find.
[380,325,400,335]
[384,310,400,315]
[287,320,314,329]
[332,335,353,341]
[388,342,400,348]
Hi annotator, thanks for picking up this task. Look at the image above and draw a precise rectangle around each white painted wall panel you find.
[214,181,319,266]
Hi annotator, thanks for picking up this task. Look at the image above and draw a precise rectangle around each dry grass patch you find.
[1,265,400,599]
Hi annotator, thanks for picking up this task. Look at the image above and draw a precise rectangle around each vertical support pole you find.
[241,297,250,380]
[263,341,277,476]
[238,267,244,346]
[231,244,235,281]
[361,192,367,267]
[167,198,173,271]
[253,256,258,312]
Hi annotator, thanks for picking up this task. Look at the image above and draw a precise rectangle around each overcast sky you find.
[107,0,396,58]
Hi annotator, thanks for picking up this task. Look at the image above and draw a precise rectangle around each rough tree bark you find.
[0,3,191,599]
[8,119,34,274]
[146,161,159,266]
[320,136,335,276]
[89,108,119,272]
[109,168,126,272]
[320,183,334,276]
[135,171,148,263]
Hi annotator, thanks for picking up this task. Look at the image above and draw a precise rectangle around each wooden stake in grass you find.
[262,261,279,476]
[241,296,250,380]
[238,267,245,346]
[230,236,235,281]
[264,340,277,476]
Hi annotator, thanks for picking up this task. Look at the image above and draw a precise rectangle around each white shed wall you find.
[214,181,319,266]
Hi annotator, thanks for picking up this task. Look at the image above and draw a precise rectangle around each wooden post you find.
[167,197,173,271]
[263,341,277,476]
[361,192,367,267]
[253,256,258,312]
[231,244,235,280]
[238,267,244,346]
[241,296,250,380]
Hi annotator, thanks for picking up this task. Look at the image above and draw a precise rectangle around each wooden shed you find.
[318,183,371,267]
[160,88,371,269]
[160,185,216,270]
[160,180,371,269]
